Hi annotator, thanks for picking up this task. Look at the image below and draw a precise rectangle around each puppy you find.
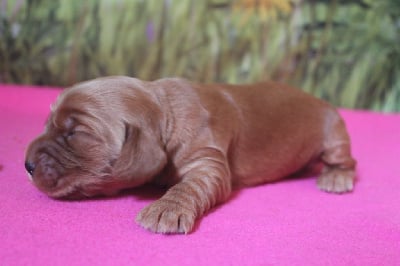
[25,76,356,234]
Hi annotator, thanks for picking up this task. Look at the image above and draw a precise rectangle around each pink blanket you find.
[1,84,399,265]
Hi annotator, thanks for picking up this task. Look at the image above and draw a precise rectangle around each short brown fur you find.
[25,76,356,234]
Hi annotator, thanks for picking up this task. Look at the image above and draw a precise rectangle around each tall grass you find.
[0,0,399,111]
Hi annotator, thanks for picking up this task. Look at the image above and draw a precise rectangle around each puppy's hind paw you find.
[317,169,355,193]
[136,199,196,234]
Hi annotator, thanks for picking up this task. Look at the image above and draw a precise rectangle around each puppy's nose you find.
[25,161,36,175]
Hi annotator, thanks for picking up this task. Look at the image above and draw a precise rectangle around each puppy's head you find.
[25,77,167,199]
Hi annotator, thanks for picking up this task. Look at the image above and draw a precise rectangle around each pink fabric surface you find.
[0,84,399,265]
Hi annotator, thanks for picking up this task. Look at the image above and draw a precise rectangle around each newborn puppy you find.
[25,76,356,234]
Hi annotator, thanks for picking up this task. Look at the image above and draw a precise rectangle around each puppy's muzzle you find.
[25,145,63,192]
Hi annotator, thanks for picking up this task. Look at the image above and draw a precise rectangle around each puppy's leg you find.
[317,113,357,193]
[136,149,231,234]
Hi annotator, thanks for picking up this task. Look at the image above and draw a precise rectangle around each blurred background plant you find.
[0,0,399,111]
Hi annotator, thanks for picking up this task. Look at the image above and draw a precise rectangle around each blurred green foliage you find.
[0,0,399,111]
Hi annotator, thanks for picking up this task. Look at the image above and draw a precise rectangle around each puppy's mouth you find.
[25,159,115,200]
[27,169,89,200]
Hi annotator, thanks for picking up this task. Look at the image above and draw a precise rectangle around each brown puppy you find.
[25,76,356,234]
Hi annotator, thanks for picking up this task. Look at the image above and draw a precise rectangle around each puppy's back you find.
[196,81,336,186]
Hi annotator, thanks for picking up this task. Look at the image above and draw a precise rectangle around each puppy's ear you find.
[112,123,167,185]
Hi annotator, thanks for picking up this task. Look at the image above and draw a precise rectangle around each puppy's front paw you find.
[136,199,196,234]
[317,168,355,193]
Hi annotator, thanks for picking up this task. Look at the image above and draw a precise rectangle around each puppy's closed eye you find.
[63,130,76,142]
[65,130,100,149]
